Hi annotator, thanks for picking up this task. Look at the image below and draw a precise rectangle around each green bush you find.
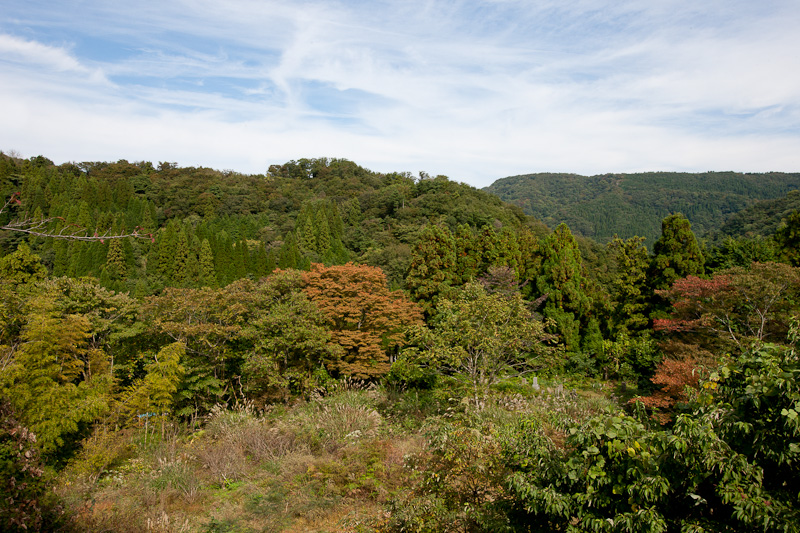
[384,357,438,391]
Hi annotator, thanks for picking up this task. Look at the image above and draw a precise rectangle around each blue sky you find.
[1,0,799,187]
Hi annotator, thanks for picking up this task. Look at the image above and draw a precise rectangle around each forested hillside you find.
[0,154,540,293]
[485,171,800,244]
[2,152,800,532]
[714,189,800,240]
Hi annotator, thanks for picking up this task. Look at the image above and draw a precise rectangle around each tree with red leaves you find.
[654,262,800,350]
[303,263,423,379]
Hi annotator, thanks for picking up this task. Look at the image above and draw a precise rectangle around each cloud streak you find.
[1,0,799,186]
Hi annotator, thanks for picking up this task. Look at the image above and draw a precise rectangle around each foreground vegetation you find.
[2,152,800,531]
[5,339,799,532]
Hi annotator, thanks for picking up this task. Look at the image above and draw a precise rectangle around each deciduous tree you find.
[304,263,423,379]
[655,262,800,350]
[410,281,554,405]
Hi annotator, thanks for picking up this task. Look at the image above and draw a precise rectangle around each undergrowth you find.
[53,382,614,532]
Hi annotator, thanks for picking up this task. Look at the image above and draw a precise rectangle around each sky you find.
[1,0,799,188]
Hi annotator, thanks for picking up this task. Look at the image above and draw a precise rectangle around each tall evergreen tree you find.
[536,223,591,317]
[315,208,332,257]
[648,213,705,292]
[405,224,457,316]
[535,223,591,350]
[173,227,190,284]
[157,222,178,281]
[104,238,127,281]
[607,235,650,335]
[199,238,216,287]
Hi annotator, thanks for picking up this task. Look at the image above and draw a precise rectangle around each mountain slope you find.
[485,171,800,244]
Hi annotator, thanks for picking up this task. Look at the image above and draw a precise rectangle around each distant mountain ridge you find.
[714,190,800,241]
[484,171,800,244]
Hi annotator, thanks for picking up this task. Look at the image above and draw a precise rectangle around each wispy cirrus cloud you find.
[1,0,799,186]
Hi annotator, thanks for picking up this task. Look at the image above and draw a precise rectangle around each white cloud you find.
[0,34,86,72]
[1,1,800,187]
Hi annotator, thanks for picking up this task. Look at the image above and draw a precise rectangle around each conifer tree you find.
[325,200,344,241]
[299,205,317,251]
[77,201,93,230]
[278,233,307,270]
[157,222,178,280]
[535,223,591,350]
[199,238,216,287]
[518,229,543,300]
[52,239,69,276]
[608,235,650,335]
[649,213,705,292]
[104,238,127,281]
[140,202,156,234]
[172,227,190,285]
[536,223,591,317]
[213,232,234,285]
[406,224,457,316]
[233,240,249,279]
[315,208,332,257]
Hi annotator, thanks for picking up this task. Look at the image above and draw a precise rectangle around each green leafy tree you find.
[143,282,256,415]
[124,342,185,435]
[241,270,337,399]
[1,293,111,456]
[775,210,800,266]
[0,244,47,286]
[705,236,778,271]
[410,281,554,405]
[476,224,501,272]
[453,223,480,284]
[715,339,800,513]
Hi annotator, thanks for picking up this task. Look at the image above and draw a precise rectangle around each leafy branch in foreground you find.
[1,192,153,242]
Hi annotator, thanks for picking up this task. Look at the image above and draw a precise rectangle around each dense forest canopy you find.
[2,151,800,531]
[0,153,539,293]
[485,171,800,244]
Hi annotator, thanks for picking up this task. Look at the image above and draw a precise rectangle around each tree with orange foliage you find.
[303,263,423,379]
[634,345,707,423]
